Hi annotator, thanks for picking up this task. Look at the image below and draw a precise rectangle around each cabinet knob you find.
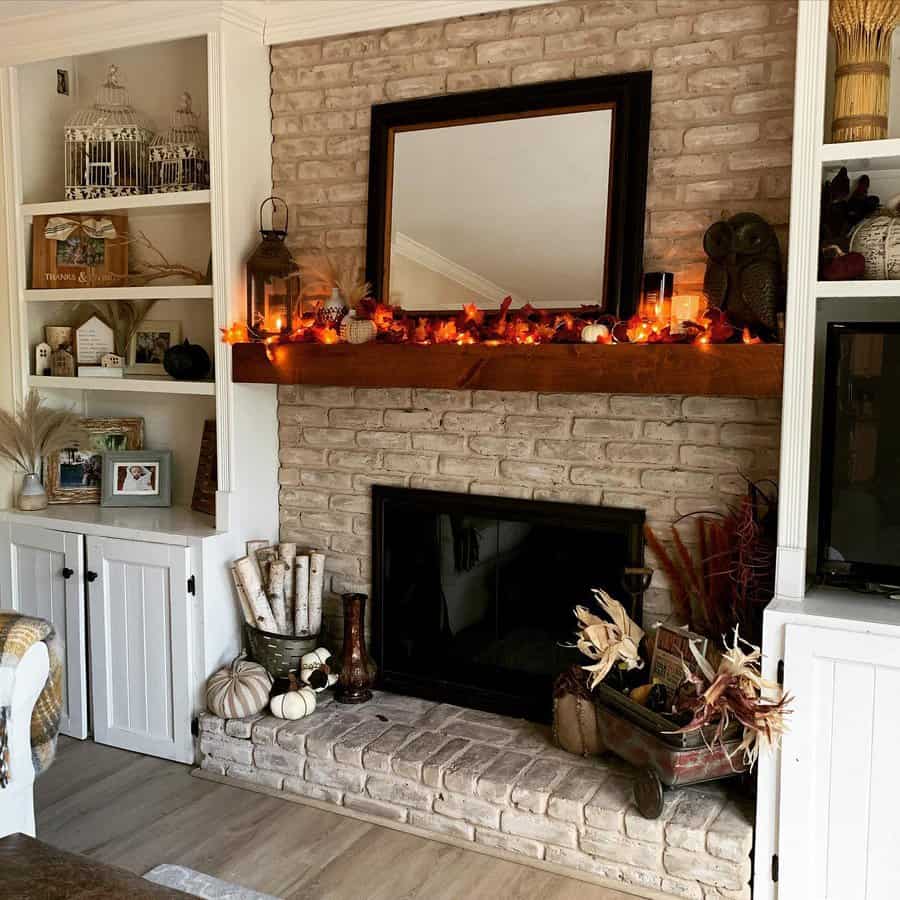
[85,571,98,583]
[62,567,74,579]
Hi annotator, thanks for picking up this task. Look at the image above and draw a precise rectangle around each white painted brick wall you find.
[270,0,796,286]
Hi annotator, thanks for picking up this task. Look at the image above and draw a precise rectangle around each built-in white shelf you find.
[1,503,221,546]
[25,285,213,302]
[29,375,216,395]
[20,190,211,218]
[820,138,900,172]
[816,280,900,298]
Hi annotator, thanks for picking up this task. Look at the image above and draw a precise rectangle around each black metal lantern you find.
[246,197,300,337]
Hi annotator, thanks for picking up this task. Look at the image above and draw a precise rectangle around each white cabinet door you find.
[779,624,900,900]
[86,535,193,763]
[0,523,88,739]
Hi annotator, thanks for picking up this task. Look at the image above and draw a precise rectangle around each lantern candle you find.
[639,272,674,326]
[246,197,300,337]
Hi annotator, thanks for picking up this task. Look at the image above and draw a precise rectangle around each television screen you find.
[820,323,900,584]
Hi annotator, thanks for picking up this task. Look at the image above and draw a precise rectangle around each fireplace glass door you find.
[372,487,644,721]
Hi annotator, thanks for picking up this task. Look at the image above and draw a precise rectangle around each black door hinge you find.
[772,854,779,883]
[190,716,199,737]
[777,659,784,686]
[187,575,196,596]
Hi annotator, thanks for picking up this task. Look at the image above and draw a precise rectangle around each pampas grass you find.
[76,300,157,357]
[0,390,85,474]
[300,256,372,310]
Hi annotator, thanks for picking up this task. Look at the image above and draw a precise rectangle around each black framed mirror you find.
[366,71,651,320]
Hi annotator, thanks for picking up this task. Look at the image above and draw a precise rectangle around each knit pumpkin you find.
[206,654,272,719]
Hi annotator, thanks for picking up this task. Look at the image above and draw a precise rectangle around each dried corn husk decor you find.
[573,589,645,690]
[672,628,792,769]
[830,0,900,142]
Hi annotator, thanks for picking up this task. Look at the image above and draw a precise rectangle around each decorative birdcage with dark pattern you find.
[65,64,152,200]
[149,91,209,194]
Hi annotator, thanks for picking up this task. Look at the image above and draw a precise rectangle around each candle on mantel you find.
[670,294,702,334]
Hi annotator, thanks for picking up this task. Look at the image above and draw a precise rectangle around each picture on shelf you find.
[56,234,105,268]
[101,450,172,508]
[57,449,102,489]
[128,320,182,375]
[45,417,143,505]
[113,462,159,496]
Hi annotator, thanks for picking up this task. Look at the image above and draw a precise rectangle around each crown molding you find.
[0,1,266,67]
[262,0,553,46]
[393,231,528,306]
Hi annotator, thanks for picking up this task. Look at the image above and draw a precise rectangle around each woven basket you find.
[244,624,318,680]
[830,0,900,142]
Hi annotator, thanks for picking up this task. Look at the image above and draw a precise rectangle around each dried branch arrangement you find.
[672,630,792,768]
[232,540,325,637]
[104,230,208,286]
[300,255,372,309]
[0,389,85,473]
[645,479,776,647]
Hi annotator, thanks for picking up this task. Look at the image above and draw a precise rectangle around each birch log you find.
[294,554,310,636]
[235,555,278,633]
[230,564,255,626]
[267,560,289,634]
[245,540,269,586]
[279,542,297,624]
[256,546,278,585]
[308,551,326,637]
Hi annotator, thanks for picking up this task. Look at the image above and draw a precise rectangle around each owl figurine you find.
[702,212,784,337]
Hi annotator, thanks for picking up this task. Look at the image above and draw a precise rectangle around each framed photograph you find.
[127,321,182,375]
[45,417,144,504]
[101,450,172,508]
[31,214,128,290]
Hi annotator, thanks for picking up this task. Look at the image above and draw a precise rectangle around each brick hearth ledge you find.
[198,690,752,899]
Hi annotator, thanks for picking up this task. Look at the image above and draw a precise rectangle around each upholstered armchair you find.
[0,640,50,838]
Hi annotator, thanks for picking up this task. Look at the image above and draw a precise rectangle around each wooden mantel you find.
[231,342,783,396]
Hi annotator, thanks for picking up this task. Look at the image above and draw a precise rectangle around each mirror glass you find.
[388,108,614,310]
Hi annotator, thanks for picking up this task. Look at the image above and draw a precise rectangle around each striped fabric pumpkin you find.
[206,654,272,719]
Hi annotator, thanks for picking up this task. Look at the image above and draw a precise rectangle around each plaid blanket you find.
[0,612,63,787]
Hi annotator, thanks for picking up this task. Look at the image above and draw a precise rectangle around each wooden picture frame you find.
[191,419,217,517]
[45,417,144,505]
[101,450,172,508]
[365,72,651,320]
[31,214,128,290]
[127,320,182,375]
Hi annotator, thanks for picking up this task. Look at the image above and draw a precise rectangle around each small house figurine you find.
[101,352,124,369]
[75,314,115,365]
[149,91,209,193]
[34,342,51,376]
[50,347,75,377]
[65,64,153,199]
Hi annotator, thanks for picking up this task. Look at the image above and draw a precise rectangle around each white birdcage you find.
[65,64,152,199]
[149,91,209,193]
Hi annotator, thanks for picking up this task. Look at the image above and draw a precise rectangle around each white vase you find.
[18,472,48,511]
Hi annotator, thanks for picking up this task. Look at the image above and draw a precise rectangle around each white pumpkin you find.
[206,654,272,719]
[270,685,317,720]
[581,323,610,343]
[300,646,336,692]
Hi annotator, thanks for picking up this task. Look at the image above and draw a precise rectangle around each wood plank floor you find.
[35,738,637,900]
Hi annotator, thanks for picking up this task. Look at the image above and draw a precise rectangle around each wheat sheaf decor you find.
[831,0,900,142]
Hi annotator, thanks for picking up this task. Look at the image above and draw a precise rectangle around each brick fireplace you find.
[277,386,780,645]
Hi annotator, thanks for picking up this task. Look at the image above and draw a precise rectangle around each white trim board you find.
[392,231,527,306]
[263,0,555,46]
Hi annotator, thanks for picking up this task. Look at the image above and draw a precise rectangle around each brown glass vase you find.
[336,592,374,704]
